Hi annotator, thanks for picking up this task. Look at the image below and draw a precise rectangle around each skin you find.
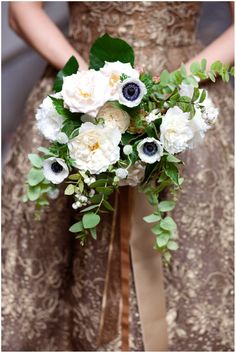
[9,2,234,73]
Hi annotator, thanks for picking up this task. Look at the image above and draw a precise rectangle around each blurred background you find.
[1,1,233,162]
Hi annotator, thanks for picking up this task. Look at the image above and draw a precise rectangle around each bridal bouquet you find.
[23,34,234,262]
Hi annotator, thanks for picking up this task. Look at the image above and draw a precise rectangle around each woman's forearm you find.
[9,2,88,70]
[185,25,234,74]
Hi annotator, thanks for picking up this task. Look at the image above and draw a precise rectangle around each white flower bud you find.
[123,144,133,155]
[56,132,69,144]
[115,168,128,179]
[72,202,79,210]
[84,177,91,185]
[89,189,95,197]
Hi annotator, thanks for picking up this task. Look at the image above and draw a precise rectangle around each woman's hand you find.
[185,2,234,75]
[8,2,88,70]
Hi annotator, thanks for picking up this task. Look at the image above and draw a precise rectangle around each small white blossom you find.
[43,157,69,184]
[145,109,162,124]
[79,195,88,203]
[56,132,69,144]
[123,144,133,155]
[115,168,128,179]
[89,189,95,197]
[137,137,163,164]
[72,202,79,209]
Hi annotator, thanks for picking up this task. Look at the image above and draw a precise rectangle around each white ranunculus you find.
[36,95,63,141]
[119,162,145,187]
[97,102,130,133]
[61,70,110,117]
[118,78,147,107]
[43,157,69,184]
[100,61,140,99]
[68,122,121,174]
[137,137,163,164]
[201,96,219,125]
[115,168,128,179]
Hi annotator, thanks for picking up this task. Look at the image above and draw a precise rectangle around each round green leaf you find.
[69,221,83,233]
[160,216,177,231]
[158,201,176,212]
[143,213,161,223]
[156,233,170,247]
[64,184,75,195]
[167,240,179,251]
[82,212,101,229]
[28,154,43,168]
[27,168,44,186]
[27,186,41,201]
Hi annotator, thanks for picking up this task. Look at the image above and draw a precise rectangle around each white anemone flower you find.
[43,157,69,184]
[137,137,163,164]
[118,78,147,107]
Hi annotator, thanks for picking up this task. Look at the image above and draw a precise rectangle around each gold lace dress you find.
[2,2,234,351]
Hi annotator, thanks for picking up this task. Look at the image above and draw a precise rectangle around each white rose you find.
[201,96,219,125]
[97,102,130,133]
[160,106,211,154]
[100,61,140,99]
[68,122,121,174]
[61,70,110,117]
[119,162,145,187]
[36,95,63,141]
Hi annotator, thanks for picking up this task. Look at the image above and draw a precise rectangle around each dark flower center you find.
[143,142,158,156]
[51,161,63,173]
[122,82,141,101]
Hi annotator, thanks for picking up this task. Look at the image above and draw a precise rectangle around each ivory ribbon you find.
[130,187,168,351]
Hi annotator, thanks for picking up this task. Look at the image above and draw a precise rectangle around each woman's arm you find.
[8,2,88,70]
[185,2,234,73]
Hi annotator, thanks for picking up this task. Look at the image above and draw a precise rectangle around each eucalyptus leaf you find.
[27,185,41,201]
[167,240,179,251]
[143,213,161,223]
[69,221,84,233]
[82,212,101,229]
[28,154,43,168]
[64,184,75,195]
[160,216,177,231]
[158,201,176,212]
[27,168,45,186]
[156,233,170,247]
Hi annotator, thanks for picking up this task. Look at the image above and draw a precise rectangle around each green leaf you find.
[158,201,176,212]
[50,96,81,120]
[201,58,207,71]
[79,181,84,193]
[163,251,172,263]
[192,87,200,102]
[53,56,79,92]
[230,66,234,76]
[69,221,83,233]
[160,70,170,85]
[82,212,101,229]
[151,224,163,235]
[180,63,187,77]
[90,194,103,204]
[80,204,99,212]
[89,33,135,70]
[64,184,75,195]
[90,227,97,240]
[167,240,179,251]
[21,194,28,202]
[27,168,45,186]
[89,179,108,188]
[160,216,177,231]
[96,186,114,195]
[190,61,200,74]
[166,155,182,163]
[208,71,216,82]
[164,162,179,185]
[143,213,161,223]
[27,185,41,201]
[102,200,114,212]
[156,233,170,247]
[37,147,54,155]
[69,173,81,181]
[28,154,43,168]
[199,89,206,103]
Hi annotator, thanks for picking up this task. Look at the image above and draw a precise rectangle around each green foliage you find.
[158,201,176,212]
[27,168,44,186]
[69,221,84,233]
[160,216,177,231]
[28,154,43,168]
[53,56,79,92]
[89,33,135,70]
[82,212,101,229]
[64,184,75,195]
[143,213,161,223]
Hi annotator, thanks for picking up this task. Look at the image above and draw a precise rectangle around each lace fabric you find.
[2,2,234,351]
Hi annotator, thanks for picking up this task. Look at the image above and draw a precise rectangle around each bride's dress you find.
[2,2,234,351]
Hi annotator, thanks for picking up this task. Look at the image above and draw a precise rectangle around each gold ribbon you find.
[97,187,168,351]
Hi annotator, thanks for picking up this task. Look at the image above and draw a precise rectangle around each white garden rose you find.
[160,106,211,154]
[36,95,63,141]
[97,102,131,133]
[119,162,145,187]
[61,70,110,117]
[68,122,121,174]
[201,96,219,125]
[100,61,140,99]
